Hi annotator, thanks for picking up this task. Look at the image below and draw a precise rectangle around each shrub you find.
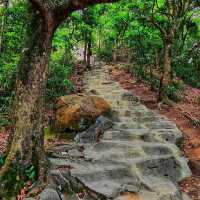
[164,81,184,102]
[46,63,74,104]
[96,48,113,61]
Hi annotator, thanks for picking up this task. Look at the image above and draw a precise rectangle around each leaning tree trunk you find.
[0,7,55,189]
[159,42,172,101]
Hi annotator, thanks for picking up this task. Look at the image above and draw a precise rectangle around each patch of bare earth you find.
[110,63,200,200]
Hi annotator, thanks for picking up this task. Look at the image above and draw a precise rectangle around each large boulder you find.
[55,94,111,131]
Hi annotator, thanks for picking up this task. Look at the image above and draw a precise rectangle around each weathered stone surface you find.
[39,188,60,200]
[75,116,113,143]
[45,63,191,200]
[55,94,111,131]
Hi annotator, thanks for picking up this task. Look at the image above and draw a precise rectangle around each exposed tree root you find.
[25,183,46,199]
[157,96,175,110]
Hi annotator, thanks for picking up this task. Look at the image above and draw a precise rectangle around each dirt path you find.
[38,62,191,200]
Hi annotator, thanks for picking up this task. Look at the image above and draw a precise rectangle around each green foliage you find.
[0,3,28,82]
[1,167,24,198]
[96,47,113,61]
[164,82,183,102]
[0,6,75,124]
[46,62,74,102]
[92,0,200,94]
[46,23,75,104]
[0,2,28,126]
[0,154,5,167]
[174,62,200,88]
[0,0,199,125]
[1,163,37,199]
[25,165,36,182]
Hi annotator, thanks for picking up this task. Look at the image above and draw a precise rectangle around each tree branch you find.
[54,0,119,23]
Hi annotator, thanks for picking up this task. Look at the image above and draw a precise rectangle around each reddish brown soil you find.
[110,63,200,200]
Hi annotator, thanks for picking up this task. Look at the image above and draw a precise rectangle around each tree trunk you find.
[0,1,8,53]
[112,50,117,62]
[112,39,118,62]
[86,36,92,68]
[0,6,55,191]
[149,65,154,91]
[83,38,87,64]
[155,49,161,69]
[0,0,119,197]
[98,27,101,52]
[159,42,172,101]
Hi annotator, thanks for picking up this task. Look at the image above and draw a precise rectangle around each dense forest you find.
[0,0,200,199]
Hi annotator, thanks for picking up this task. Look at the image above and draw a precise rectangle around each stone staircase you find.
[40,62,191,200]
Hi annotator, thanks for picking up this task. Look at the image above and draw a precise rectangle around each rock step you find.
[103,129,182,144]
[44,62,191,200]
[47,154,188,199]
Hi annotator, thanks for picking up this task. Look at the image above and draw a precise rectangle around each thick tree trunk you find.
[159,42,172,101]
[0,6,55,190]
[0,0,119,197]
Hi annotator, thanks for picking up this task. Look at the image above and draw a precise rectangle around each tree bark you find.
[0,1,8,53]
[98,26,101,52]
[159,42,172,101]
[155,49,161,69]
[0,0,119,196]
[83,36,87,64]
[86,35,92,68]
[112,39,118,62]
[112,50,117,62]
[0,4,55,187]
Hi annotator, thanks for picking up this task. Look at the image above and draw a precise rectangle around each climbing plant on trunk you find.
[0,0,118,197]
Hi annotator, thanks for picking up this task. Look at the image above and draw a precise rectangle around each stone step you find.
[45,63,191,200]
[103,128,182,144]
[47,154,189,199]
